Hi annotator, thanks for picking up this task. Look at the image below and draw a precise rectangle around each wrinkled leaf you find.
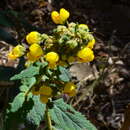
[10,93,25,112]
[50,99,97,130]
[11,66,40,80]
[58,66,71,82]
[5,98,35,130]
[27,96,46,126]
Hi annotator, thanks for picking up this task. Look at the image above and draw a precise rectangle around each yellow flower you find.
[26,31,41,44]
[45,52,59,64]
[8,51,17,60]
[40,95,49,104]
[59,8,70,23]
[8,45,25,60]
[77,47,94,62]
[28,43,43,60]
[39,85,52,96]
[86,38,95,49]
[63,82,76,96]
[51,11,61,24]
[27,52,36,61]
[51,8,70,24]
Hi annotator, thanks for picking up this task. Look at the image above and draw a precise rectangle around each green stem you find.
[45,105,52,130]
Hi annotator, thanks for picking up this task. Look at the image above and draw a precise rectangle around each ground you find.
[0,0,130,129]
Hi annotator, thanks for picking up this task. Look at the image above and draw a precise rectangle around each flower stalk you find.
[45,105,52,130]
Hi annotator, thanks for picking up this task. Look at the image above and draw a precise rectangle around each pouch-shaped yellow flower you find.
[26,31,41,44]
[59,8,70,23]
[51,11,61,24]
[51,8,70,24]
[77,47,94,62]
[45,52,59,64]
[63,82,76,96]
[39,85,52,96]
[29,43,43,58]
[8,45,25,60]
[40,94,49,104]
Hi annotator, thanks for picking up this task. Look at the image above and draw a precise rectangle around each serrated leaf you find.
[11,66,40,80]
[5,98,35,130]
[58,66,71,82]
[22,77,36,87]
[20,77,36,92]
[10,93,25,112]
[27,96,46,126]
[20,85,28,92]
[35,61,48,68]
[50,99,97,130]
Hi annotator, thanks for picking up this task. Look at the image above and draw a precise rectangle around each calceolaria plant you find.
[6,8,97,130]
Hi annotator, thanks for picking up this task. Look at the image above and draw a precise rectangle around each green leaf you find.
[35,61,48,68]
[20,85,28,92]
[5,98,35,130]
[50,99,97,130]
[11,66,40,80]
[10,93,25,112]
[20,77,36,93]
[58,66,71,82]
[27,96,46,126]
[5,96,45,129]
[22,77,36,87]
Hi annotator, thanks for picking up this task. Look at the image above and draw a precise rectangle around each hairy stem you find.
[45,105,52,130]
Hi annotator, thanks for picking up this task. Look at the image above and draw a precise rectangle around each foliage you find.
[50,99,97,130]
[5,8,97,130]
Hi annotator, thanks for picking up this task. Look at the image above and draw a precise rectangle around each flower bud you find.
[41,33,49,41]
[66,39,78,49]
[78,24,89,31]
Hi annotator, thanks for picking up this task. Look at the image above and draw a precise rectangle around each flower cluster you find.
[51,8,70,24]
[8,8,95,104]
[31,82,76,103]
